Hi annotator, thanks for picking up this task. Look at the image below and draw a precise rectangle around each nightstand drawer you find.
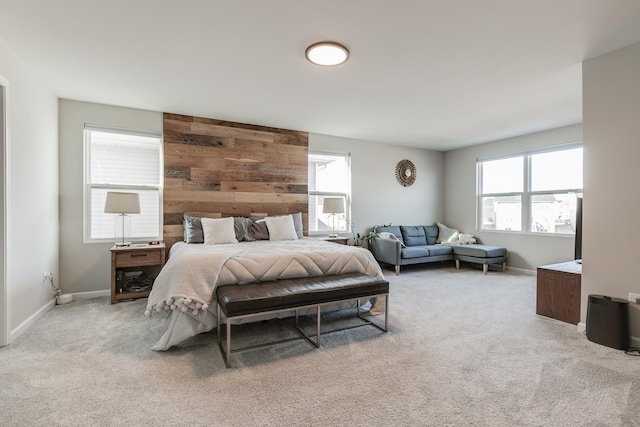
[115,250,162,267]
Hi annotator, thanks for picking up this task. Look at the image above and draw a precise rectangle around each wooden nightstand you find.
[110,243,166,304]
[312,236,350,245]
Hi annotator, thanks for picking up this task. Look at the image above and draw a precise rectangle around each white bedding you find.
[146,239,385,351]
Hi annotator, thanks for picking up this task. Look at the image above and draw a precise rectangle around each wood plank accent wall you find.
[163,113,309,250]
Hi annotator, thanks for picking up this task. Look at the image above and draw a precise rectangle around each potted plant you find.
[351,223,391,247]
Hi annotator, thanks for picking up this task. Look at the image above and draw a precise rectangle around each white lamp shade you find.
[104,192,141,214]
[323,197,345,214]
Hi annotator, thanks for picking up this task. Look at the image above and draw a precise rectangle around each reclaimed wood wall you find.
[163,113,309,249]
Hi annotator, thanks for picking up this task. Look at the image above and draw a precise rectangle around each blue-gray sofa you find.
[369,225,507,275]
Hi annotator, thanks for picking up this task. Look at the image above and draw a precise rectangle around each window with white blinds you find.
[84,125,163,242]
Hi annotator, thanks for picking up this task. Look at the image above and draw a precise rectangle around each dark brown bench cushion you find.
[217,273,389,318]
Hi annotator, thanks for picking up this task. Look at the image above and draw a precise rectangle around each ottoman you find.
[452,245,507,274]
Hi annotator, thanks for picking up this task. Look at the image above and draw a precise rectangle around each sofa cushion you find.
[426,244,453,256]
[452,244,507,258]
[423,225,438,245]
[377,225,402,241]
[400,226,427,246]
[401,246,430,259]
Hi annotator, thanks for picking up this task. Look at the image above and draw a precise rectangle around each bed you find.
[145,238,385,351]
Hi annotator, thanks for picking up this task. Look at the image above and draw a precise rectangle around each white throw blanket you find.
[145,247,242,317]
[147,239,385,350]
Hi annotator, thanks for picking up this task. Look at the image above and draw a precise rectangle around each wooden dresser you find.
[536,260,582,324]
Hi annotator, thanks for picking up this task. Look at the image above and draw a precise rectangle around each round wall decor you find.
[395,159,417,187]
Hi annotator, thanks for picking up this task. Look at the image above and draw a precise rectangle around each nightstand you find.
[110,243,166,304]
[312,236,350,245]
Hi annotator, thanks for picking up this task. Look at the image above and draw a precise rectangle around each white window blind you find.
[85,125,163,242]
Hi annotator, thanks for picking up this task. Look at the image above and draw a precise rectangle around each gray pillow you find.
[233,217,251,242]
[183,214,204,244]
[291,212,304,239]
[247,218,270,240]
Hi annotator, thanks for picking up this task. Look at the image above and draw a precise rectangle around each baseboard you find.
[10,298,56,343]
[71,290,110,300]
[505,266,536,276]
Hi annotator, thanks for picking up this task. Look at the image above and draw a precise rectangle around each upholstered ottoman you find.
[451,245,507,274]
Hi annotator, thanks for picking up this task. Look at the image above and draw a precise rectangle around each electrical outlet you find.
[43,272,53,280]
[629,293,640,304]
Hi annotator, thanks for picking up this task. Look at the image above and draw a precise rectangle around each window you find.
[478,144,582,234]
[84,125,163,242]
[308,151,351,234]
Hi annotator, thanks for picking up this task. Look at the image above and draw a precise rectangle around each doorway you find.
[1,77,7,347]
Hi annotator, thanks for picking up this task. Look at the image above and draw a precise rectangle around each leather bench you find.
[216,272,389,368]
[452,244,508,274]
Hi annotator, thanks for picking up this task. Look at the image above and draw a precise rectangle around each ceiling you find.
[2,1,640,151]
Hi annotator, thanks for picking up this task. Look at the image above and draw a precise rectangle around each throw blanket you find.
[146,239,384,320]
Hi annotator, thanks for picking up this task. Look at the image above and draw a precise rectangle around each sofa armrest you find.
[369,237,401,266]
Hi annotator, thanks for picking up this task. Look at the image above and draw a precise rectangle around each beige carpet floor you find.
[1,264,638,426]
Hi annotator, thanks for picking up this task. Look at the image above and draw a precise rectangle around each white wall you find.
[309,134,445,237]
[444,124,583,271]
[59,100,162,295]
[0,37,59,339]
[582,41,640,342]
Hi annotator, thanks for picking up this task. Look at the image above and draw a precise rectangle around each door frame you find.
[1,75,9,347]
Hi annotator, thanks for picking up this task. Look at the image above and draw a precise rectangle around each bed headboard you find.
[162,113,309,252]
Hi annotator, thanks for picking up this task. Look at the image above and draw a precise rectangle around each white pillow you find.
[264,215,298,241]
[201,217,238,245]
[436,222,459,244]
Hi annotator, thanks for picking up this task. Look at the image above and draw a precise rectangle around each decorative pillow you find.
[436,222,459,244]
[247,217,270,241]
[291,212,304,239]
[264,215,298,241]
[457,233,477,245]
[201,217,238,245]
[183,214,204,244]
[233,217,251,242]
[378,231,406,247]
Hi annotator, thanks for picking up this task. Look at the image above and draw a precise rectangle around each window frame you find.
[477,142,583,235]
[83,124,164,243]
[308,150,352,236]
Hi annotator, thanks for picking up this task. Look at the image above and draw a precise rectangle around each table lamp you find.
[322,197,345,238]
[104,192,140,247]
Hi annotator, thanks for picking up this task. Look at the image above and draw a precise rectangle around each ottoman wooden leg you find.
[455,259,460,269]
[502,262,506,272]
[483,264,488,275]
[395,265,400,275]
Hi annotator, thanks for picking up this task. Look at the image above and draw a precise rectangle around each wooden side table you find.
[536,260,582,324]
[110,243,166,304]
[311,236,350,245]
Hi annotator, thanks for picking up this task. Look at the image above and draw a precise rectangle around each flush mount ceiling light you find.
[305,41,349,66]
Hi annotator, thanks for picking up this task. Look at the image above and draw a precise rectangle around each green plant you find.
[351,223,391,246]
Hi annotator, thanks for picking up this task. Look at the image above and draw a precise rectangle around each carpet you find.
[1,264,638,426]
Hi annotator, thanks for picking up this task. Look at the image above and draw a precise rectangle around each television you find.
[575,196,583,262]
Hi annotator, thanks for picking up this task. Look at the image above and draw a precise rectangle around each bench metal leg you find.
[294,307,321,348]
[355,295,389,333]
[217,303,231,368]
